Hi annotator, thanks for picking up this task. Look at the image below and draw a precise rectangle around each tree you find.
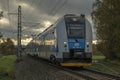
[0,32,2,38]
[0,38,15,55]
[92,0,120,60]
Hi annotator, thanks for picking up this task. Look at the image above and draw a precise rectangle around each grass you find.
[86,55,120,76]
[0,55,16,80]
[92,55,105,60]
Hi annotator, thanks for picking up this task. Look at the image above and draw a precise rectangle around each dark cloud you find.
[0,0,96,40]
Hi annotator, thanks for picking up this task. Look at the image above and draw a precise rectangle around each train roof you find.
[27,14,88,45]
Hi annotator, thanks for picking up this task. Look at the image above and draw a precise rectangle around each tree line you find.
[0,33,16,55]
[92,0,120,60]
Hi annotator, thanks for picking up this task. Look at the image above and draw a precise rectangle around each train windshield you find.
[65,17,85,38]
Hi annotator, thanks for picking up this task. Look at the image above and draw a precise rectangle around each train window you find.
[67,27,85,38]
[65,17,85,38]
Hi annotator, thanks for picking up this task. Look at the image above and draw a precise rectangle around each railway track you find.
[30,56,120,80]
[69,67,120,80]
[83,68,120,80]
[58,67,120,80]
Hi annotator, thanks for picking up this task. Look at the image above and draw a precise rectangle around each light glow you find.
[43,21,52,27]
[92,40,97,44]
[12,38,32,45]
[0,18,9,25]
[32,28,45,32]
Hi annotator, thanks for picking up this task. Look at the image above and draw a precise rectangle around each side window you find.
[40,35,45,45]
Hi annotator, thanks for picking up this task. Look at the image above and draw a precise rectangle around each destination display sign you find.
[69,24,80,27]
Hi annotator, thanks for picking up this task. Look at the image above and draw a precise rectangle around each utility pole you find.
[8,6,22,61]
[0,11,3,40]
[17,6,22,60]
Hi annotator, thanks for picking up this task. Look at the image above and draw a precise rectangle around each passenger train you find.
[25,14,92,67]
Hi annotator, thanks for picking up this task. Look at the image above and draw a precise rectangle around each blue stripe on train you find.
[68,38,85,49]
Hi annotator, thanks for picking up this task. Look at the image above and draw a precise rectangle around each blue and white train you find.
[25,14,92,67]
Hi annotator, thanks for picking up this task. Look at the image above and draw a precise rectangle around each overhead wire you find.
[52,0,68,16]
[15,0,42,36]
[46,0,68,22]
[30,0,69,33]
[39,0,65,24]
[37,0,45,8]
[37,0,51,21]
[7,0,68,37]
[7,0,18,35]
[21,14,45,28]
[48,0,60,15]
[21,0,47,27]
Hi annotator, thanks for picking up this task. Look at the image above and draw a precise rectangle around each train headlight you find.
[86,42,89,47]
[87,42,89,45]
[72,18,77,21]
[64,42,67,47]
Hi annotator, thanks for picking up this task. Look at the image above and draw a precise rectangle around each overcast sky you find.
[0,0,96,44]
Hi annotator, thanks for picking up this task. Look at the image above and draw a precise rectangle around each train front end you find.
[60,14,92,67]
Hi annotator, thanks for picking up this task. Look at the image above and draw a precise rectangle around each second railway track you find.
[69,68,120,80]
